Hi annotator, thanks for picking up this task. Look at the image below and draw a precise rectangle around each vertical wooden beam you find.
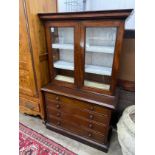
[111,21,125,95]
[75,23,85,88]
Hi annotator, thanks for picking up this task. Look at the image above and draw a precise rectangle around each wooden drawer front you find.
[46,99,110,126]
[45,93,111,116]
[47,115,106,144]
[46,107,107,134]
[19,98,40,112]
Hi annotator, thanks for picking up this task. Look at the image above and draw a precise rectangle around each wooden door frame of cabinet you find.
[44,21,80,89]
[80,20,125,95]
[44,20,125,96]
[111,22,125,94]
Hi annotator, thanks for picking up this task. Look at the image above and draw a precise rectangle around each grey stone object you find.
[117,105,135,155]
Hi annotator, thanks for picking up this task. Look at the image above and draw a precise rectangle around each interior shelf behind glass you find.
[52,43,114,54]
[51,27,74,83]
[55,75,74,83]
[54,60,74,70]
[52,43,74,50]
[84,27,117,91]
[54,60,111,76]
[84,80,110,90]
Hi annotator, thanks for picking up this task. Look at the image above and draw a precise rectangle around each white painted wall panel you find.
[85,0,135,29]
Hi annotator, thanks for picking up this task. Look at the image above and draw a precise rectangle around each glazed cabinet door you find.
[19,0,37,97]
[45,22,79,88]
[81,21,124,95]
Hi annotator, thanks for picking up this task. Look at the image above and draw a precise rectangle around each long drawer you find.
[20,97,40,112]
[48,115,106,144]
[46,107,108,134]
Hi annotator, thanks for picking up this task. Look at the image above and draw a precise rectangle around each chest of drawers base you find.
[42,84,116,152]
[46,122,111,152]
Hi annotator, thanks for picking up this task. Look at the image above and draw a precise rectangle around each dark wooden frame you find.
[45,21,79,89]
[41,15,128,95]
[80,20,125,95]
[39,9,133,21]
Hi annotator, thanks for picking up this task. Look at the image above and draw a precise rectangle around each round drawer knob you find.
[90,106,94,110]
[89,114,94,119]
[56,104,60,109]
[88,123,93,128]
[56,112,61,117]
[88,133,92,137]
[56,96,60,101]
[57,121,61,126]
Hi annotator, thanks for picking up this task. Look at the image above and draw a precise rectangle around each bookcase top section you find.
[38,9,133,21]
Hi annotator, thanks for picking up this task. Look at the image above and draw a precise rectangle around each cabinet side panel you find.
[24,0,57,118]
[19,0,38,96]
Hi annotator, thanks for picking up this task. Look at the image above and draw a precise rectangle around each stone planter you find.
[117,105,135,155]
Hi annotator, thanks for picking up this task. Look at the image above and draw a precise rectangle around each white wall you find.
[57,0,66,12]
[86,0,135,29]
[58,0,84,12]
[57,0,135,29]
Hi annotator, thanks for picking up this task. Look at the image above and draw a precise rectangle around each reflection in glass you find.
[84,27,117,90]
[51,27,74,83]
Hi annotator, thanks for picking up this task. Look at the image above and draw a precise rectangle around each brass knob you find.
[90,106,94,110]
[56,104,60,109]
[88,123,93,128]
[57,112,61,117]
[88,133,92,137]
[89,114,94,120]
[57,121,61,126]
[56,96,60,101]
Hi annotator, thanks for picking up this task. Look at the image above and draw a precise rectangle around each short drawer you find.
[19,97,40,112]
[46,99,110,125]
[45,93,92,111]
[46,107,108,134]
[47,115,106,144]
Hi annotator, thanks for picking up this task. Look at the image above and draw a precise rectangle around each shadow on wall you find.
[112,87,135,127]
[113,34,135,127]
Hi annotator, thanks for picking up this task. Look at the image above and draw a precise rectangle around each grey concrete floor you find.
[19,113,122,155]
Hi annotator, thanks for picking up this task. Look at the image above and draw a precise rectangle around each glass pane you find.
[51,27,74,83]
[84,27,117,90]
